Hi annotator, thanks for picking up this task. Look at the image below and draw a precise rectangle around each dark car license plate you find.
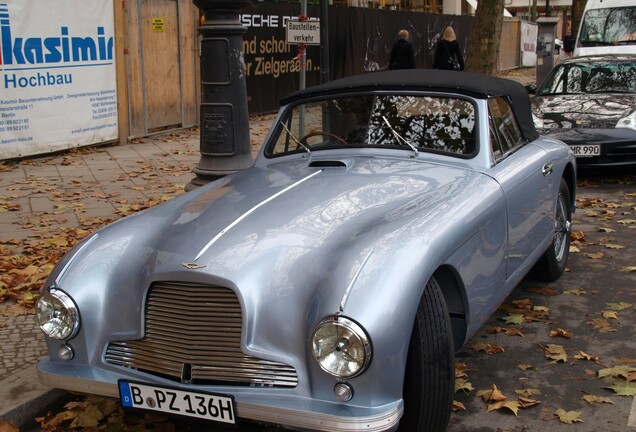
[571,144,600,157]
[118,380,236,424]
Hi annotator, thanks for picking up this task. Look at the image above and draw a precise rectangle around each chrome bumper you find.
[38,362,403,432]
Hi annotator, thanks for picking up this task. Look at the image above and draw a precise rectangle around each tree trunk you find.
[464,0,505,75]
[531,0,538,22]
[571,0,587,37]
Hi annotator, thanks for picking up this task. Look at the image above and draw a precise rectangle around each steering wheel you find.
[299,131,348,146]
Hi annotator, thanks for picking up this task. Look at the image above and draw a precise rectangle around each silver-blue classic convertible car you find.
[36,70,576,432]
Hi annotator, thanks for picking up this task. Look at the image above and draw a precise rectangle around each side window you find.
[488,97,524,158]
[489,121,503,161]
[566,66,583,93]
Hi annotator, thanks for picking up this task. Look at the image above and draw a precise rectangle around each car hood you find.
[52,157,484,302]
[532,93,636,130]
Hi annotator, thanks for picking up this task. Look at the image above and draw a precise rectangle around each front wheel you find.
[533,178,572,282]
[398,276,454,432]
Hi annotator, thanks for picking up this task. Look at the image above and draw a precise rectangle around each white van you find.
[573,0,636,56]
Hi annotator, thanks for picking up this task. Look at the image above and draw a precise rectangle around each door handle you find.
[542,163,553,176]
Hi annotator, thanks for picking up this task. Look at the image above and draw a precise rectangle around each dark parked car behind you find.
[531,54,636,167]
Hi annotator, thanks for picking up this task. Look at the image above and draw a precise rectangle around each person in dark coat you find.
[389,29,415,70]
[433,26,464,71]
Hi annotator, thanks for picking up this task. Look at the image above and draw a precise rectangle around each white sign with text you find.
[285,20,321,45]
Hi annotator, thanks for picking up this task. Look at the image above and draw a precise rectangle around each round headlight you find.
[35,288,80,340]
[311,316,371,378]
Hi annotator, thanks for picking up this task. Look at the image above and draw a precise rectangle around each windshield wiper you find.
[382,116,419,158]
[279,121,311,156]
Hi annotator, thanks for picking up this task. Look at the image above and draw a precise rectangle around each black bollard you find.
[186,0,253,191]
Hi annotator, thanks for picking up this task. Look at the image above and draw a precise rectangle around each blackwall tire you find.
[533,178,572,282]
[398,276,454,432]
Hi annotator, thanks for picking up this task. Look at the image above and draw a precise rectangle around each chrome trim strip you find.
[238,400,403,432]
[195,170,324,261]
[339,249,374,313]
[54,233,99,285]
[37,369,403,432]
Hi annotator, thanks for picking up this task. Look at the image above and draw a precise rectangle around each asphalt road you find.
[29,169,636,432]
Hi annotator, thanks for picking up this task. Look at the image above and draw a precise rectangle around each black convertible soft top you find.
[280,69,539,142]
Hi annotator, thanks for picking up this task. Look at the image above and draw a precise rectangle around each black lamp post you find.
[186,0,253,191]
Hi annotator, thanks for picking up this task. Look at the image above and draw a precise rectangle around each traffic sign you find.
[286,19,321,45]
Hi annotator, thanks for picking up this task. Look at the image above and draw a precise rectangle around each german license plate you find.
[118,380,236,424]
[571,144,600,157]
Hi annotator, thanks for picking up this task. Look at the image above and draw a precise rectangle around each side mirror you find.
[563,34,574,53]
[525,84,537,95]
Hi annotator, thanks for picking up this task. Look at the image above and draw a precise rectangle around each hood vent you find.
[308,160,348,168]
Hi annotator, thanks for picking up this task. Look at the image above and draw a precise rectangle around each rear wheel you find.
[398,276,454,432]
[533,178,572,282]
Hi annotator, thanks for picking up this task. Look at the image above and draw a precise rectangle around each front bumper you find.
[544,128,636,167]
[37,359,403,432]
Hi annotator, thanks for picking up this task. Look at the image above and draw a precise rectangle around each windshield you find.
[266,94,476,157]
[579,7,636,46]
[537,60,636,95]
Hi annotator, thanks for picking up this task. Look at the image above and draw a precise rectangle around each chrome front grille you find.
[105,282,298,388]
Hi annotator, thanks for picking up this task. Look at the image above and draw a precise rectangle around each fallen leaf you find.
[602,310,619,319]
[476,384,507,403]
[517,397,541,408]
[574,351,600,363]
[455,378,474,393]
[471,343,505,355]
[603,382,636,396]
[581,394,614,404]
[601,243,625,250]
[563,289,586,295]
[550,328,573,339]
[606,302,632,311]
[486,326,525,337]
[571,231,586,241]
[584,252,604,259]
[554,408,583,424]
[527,286,559,296]
[598,365,636,381]
[515,388,541,398]
[0,420,19,432]
[487,400,521,415]
[452,400,466,412]
[500,314,524,325]
[588,318,617,333]
[517,363,537,371]
[544,344,567,363]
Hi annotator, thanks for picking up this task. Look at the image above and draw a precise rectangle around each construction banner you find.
[0,0,117,159]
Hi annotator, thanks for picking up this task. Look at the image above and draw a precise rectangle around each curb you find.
[0,362,67,428]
